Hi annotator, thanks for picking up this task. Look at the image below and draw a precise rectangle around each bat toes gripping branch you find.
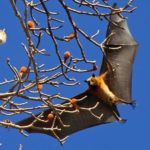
[119,99,136,109]
[129,100,136,109]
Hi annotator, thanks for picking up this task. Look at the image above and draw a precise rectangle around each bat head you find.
[85,74,98,87]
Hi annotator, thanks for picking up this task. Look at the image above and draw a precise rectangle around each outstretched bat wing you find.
[101,12,138,102]
[17,92,117,141]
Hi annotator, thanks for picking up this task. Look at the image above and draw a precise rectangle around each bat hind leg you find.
[119,99,136,109]
[112,109,127,123]
[110,105,127,123]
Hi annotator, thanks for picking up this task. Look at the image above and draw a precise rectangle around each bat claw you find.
[118,118,127,124]
[119,99,136,109]
[59,136,69,145]
[130,100,136,109]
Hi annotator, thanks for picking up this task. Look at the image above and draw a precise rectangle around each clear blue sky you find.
[0,1,150,150]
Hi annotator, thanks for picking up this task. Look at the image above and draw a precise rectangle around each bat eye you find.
[92,74,95,77]
[84,80,88,83]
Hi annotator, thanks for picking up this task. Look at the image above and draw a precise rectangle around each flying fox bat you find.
[85,71,136,123]
[16,8,138,143]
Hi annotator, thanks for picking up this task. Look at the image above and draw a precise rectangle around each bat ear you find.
[92,74,95,77]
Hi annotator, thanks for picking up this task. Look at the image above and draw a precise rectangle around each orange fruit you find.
[20,66,27,73]
[36,84,43,92]
[68,33,75,39]
[47,113,54,121]
[70,98,77,105]
[70,98,80,113]
[64,33,75,42]
[64,51,70,62]
[20,66,28,78]
[27,21,35,28]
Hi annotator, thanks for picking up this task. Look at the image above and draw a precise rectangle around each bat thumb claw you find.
[59,136,69,145]
[119,118,127,124]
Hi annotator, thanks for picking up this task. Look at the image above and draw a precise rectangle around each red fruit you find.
[27,21,35,28]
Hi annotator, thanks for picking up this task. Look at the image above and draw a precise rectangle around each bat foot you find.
[119,99,136,109]
[129,100,136,109]
[118,118,127,124]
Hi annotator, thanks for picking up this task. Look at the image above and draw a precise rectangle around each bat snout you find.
[84,80,91,86]
[85,80,95,87]
[84,79,88,83]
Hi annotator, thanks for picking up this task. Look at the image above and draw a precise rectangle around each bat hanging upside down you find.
[85,71,136,123]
